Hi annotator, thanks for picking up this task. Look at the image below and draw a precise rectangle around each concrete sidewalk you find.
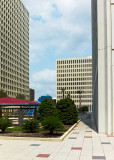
[0,113,114,160]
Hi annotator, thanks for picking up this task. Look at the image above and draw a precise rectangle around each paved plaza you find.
[0,113,114,160]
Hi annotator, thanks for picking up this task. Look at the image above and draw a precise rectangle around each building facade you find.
[92,0,114,134]
[56,57,92,111]
[38,95,52,103]
[29,88,35,101]
[0,0,29,99]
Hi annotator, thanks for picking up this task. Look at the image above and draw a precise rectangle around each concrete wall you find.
[92,0,114,134]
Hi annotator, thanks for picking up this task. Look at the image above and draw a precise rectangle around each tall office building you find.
[0,0,29,99]
[92,0,114,134]
[56,57,92,111]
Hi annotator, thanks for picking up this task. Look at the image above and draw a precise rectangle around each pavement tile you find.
[36,154,51,158]
[68,137,77,139]
[92,156,106,159]
[72,132,79,134]
[84,136,92,138]
[52,152,69,160]
[66,150,80,160]
[101,142,111,144]
[80,155,92,160]
[71,147,82,150]
[30,144,41,146]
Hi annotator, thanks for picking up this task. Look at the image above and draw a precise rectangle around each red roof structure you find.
[0,97,40,106]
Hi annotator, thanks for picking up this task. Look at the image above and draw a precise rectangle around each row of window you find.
[57,82,92,86]
[0,57,29,71]
[1,0,29,18]
[1,13,28,30]
[59,90,92,94]
[57,77,92,81]
[0,86,29,98]
[57,64,92,68]
[57,86,92,90]
[1,66,29,77]
[1,70,29,81]
[1,27,29,48]
[57,69,92,73]
[57,59,92,64]
[57,93,92,98]
[57,73,92,77]
[1,48,29,64]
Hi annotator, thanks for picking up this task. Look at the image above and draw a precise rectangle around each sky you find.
[22,0,92,100]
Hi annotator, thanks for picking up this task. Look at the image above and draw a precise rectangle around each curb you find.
[0,120,81,142]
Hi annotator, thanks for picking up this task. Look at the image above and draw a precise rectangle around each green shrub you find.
[78,106,88,112]
[22,119,39,133]
[0,117,12,132]
[56,98,78,125]
[42,116,63,134]
[38,98,59,121]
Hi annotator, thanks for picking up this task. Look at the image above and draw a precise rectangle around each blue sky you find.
[22,0,92,100]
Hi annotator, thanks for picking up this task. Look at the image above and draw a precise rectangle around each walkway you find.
[0,113,114,160]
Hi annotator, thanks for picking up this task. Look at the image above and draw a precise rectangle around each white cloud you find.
[32,69,56,83]
[30,69,56,99]
[22,0,91,60]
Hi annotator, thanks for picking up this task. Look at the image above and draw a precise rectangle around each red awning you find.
[0,97,40,106]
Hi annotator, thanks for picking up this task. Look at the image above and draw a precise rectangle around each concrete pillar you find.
[18,107,23,125]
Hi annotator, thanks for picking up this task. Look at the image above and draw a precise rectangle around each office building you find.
[38,95,52,102]
[56,57,92,111]
[0,0,29,99]
[92,0,114,134]
[29,88,35,101]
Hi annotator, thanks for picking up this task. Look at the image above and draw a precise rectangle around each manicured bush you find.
[78,106,88,112]
[0,117,12,132]
[22,119,39,133]
[42,116,63,134]
[56,98,78,125]
[38,98,59,121]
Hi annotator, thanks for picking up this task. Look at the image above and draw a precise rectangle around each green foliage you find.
[78,106,88,112]
[56,98,78,125]
[6,126,23,131]
[0,89,8,98]
[0,118,12,132]
[22,119,39,133]
[16,93,26,100]
[38,98,58,121]
[42,116,63,134]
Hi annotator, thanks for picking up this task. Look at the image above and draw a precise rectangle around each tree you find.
[76,90,82,107]
[56,98,78,125]
[38,98,59,121]
[42,116,63,134]
[61,88,66,99]
[16,93,26,99]
[0,89,8,98]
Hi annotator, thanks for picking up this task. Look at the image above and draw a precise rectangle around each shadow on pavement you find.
[78,112,98,133]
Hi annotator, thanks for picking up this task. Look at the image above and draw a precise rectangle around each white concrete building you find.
[56,57,92,111]
[0,0,29,99]
[92,0,114,134]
